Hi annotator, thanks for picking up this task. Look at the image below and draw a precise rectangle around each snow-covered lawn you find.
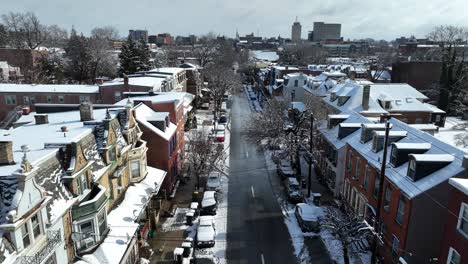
[434,116,468,152]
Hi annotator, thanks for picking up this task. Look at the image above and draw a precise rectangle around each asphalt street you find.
[225,91,297,264]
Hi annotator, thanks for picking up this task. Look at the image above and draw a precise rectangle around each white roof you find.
[0,108,123,175]
[148,67,185,75]
[449,178,468,195]
[134,104,177,141]
[392,143,432,150]
[0,84,99,94]
[347,118,467,198]
[78,166,166,264]
[101,76,165,91]
[329,114,350,119]
[374,131,408,137]
[118,92,195,109]
[251,50,279,62]
[411,154,455,162]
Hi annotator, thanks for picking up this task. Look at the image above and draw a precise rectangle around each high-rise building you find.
[129,29,149,42]
[291,18,302,42]
[311,22,341,42]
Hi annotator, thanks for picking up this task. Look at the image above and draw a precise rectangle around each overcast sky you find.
[2,0,468,40]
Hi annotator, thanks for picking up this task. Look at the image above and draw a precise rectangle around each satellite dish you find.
[71,233,81,242]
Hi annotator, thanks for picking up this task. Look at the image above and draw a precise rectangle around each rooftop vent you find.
[34,114,49,125]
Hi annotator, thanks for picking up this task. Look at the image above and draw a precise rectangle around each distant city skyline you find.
[1,0,468,40]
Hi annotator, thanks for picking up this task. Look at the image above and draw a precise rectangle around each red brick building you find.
[340,118,467,264]
[0,84,100,123]
[439,178,468,264]
[134,103,178,194]
[0,48,46,82]
[124,93,194,193]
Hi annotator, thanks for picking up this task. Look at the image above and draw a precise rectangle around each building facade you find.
[291,20,302,42]
[311,22,341,42]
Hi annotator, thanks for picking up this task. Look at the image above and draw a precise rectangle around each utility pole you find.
[308,112,314,197]
[371,117,391,264]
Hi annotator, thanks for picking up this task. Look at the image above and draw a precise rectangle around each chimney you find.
[362,85,370,110]
[285,65,289,70]
[79,101,94,121]
[0,141,15,165]
[34,114,49,125]
[123,74,129,91]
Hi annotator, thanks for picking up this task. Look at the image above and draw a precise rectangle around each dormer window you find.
[337,96,349,106]
[19,212,44,250]
[407,154,454,181]
[384,101,391,109]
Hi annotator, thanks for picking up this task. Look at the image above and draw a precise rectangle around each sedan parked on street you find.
[294,203,325,232]
[196,216,216,248]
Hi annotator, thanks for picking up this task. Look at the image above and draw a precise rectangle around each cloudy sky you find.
[2,0,468,40]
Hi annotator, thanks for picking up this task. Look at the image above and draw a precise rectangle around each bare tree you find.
[427,25,468,113]
[1,12,49,49]
[88,26,119,80]
[43,24,68,47]
[203,64,241,119]
[322,208,373,264]
[186,130,227,188]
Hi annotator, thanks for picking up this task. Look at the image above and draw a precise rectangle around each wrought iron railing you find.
[18,230,62,264]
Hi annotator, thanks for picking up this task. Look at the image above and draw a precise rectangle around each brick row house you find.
[439,178,468,264]
[338,117,467,264]
[0,67,191,124]
[0,101,166,263]
[123,92,194,195]
[322,82,446,127]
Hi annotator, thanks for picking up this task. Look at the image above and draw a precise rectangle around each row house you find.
[341,117,468,264]
[120,92,194,194]
[0,101,166,263]
[303,71,348,97]
[0,84,100,122]
[179,63,202,106]
[316,112,372,197]
[439,178,468,264]
[322,82,446,127]
[0,68,189,124]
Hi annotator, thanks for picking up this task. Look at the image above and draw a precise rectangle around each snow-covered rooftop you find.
[117,92,194,109]
[78,166,166,264]
[449,177,468,195]
[134,103,177,141]
[434,117,468,153]
[0,84,99,94]
[347,118,467,198]
[392,143,432,150]
[251,50,279,62]
[411,154,455,162]
[2,108,124,176]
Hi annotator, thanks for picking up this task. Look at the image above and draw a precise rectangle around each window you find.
[31,214,42,239]
[408,159,416,179]
[58,96,65,103]
[79,96,90,103]
[97,209,107,236]
[131,160,140,178]
[23,96,30,105]
[114,91,122,102]
[380,222,387,238]
[390,148,398,166]
[294,80,298,87]
[21,223,30,248]
[435,115,441,123]
[46,95,53,103]
[373,173,380,198]
[76,175,88,195]
[391,235,400,264]
[347,151,353,172]
[396,197,406,225]
[5,95,17,105]
[457,203,468,237]
[447,247,461,264]
[79,220,95,247]
[354,158,361,180]
[384,185,392,211]
[363,167,369,189]
[108,147,116,162]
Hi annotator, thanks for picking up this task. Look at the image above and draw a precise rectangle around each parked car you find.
[220,102,227,112]
[200,103,210,110]
[215,130,225,142]
[285,177,303,204]
[196,216,216,248]
[213,124,225,132]
[249,93,256,100]
[206,172,222,192]
[294,203,325,232]
[201,191,218,215]
[218,115,228,124]
[277,160,294,180]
